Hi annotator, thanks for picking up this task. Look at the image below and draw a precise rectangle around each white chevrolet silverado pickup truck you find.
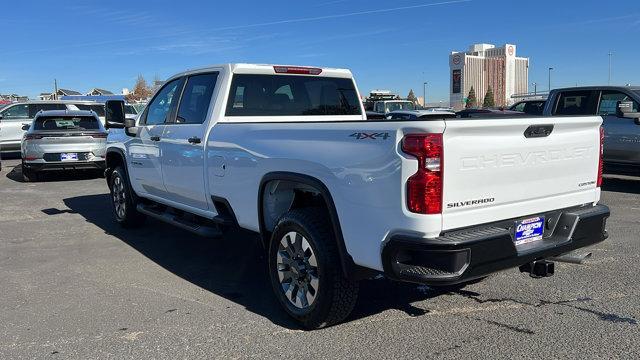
[103,64,610,329]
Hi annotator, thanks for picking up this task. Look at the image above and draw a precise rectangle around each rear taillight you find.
[24,134,43,141]
[597,126,604,187]
[273,66,322,75]
[402,134,443,214]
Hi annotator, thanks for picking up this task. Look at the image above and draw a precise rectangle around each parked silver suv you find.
[0,100,134,153]
[21,110,107,181]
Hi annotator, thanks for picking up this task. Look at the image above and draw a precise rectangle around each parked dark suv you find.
[544,86,640,173]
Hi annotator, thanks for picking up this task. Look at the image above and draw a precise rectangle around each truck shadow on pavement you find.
[62,194,447,329]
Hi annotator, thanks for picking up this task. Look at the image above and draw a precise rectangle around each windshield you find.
[74,104,105,117]
[33,116,100,131]
[125,105,137,115]
[385,102,415,112]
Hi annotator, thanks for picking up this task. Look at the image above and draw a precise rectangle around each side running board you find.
[136,204,222,238]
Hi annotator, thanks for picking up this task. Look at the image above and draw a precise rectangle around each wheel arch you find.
[258,172,370,280]
[105,148,128,188]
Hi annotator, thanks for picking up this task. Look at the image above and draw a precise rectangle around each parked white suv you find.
[103,64,610,329]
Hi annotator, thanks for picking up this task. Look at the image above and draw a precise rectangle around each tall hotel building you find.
[449,43,529,110]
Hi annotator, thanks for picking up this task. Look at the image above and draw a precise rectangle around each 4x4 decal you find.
[349,132,390,140]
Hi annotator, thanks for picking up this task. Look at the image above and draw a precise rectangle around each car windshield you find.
[125,105,137,115]
[385,102,415,112]
[33,116,100,131]
[74,104,105,117]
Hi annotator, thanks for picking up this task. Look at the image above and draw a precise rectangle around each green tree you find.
[483,86,495,108]
[465,86,477,109]
[407,89,418,104]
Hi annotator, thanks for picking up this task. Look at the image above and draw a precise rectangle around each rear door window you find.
[33,116,100,131]
[28,103,67,118]
[226,74,361,116]
[523,101,544,115]
[512,102,526,112]
[597,91,639,116]
[553,91,596,115]
[175,73,218,124]
[0,103,29,119]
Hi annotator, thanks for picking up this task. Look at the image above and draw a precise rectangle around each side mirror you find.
[105,100,126,129]
[21,124,30,131]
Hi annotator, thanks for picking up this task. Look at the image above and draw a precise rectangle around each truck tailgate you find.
[441,116,602,230]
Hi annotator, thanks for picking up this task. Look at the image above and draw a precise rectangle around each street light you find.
[532,82,538,95]
[608,52,613,85]
[548,67,554,91]
[423,82,428,108]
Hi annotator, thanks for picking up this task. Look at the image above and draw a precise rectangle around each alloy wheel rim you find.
[112,175,126,219]
[276,231,319,309]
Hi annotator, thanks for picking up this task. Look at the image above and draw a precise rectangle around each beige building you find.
[449,43,529,110]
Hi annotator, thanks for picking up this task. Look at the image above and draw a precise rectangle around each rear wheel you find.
[21,160,38,182]
[109,166,145,228]
[269,208,359,329]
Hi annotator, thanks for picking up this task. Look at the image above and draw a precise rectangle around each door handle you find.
[150,136,161,141]
[188,136,201,144]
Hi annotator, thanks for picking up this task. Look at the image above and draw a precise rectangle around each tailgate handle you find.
[524,125,554,138]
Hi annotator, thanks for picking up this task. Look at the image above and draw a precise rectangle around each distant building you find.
[449,43,529,110]
[0,94,28,102]
[86,88,114,96]
[56,89,82,97]
[39,93,54,101]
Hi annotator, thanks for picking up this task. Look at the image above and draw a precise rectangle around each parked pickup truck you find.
[543,86,640,173]
[103,64,610,329]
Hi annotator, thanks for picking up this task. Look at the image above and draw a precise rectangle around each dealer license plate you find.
[514,216,545,246]
[60,153,78,161]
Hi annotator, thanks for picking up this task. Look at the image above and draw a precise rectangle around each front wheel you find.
[109,166,145,228]
[268,208,359,329]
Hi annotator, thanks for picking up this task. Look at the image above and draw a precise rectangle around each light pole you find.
[532,82,538,95]
[608,52,613,85]
[548,67,554,91]
[423,82,427,108]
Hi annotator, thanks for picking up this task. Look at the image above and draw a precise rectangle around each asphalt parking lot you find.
[0,156,638,359]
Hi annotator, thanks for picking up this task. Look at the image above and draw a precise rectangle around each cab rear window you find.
[33,116,100,131]
[226,74,361,116]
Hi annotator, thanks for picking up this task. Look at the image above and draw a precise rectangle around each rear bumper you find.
[23,160,106,171]
[382,204,610,285]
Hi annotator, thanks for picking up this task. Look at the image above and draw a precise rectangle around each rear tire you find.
[268,208,359,329]
[109,166,146,228]
[21,160,38,182]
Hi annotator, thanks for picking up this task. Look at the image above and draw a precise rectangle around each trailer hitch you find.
[519,260,555,278]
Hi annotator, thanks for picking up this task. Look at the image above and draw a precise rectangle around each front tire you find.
[268,208,359,329]
[109,166,145,228]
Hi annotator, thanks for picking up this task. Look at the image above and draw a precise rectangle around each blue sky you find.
[1,0,639,102]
